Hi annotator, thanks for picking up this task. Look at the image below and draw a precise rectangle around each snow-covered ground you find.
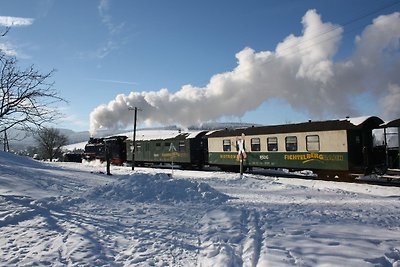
[0,151,399,266]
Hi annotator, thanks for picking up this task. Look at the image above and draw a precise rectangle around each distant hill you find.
[5,128,129,152]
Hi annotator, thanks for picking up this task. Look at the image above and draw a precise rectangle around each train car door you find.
[348,129,375,173]
[347,130,364,172]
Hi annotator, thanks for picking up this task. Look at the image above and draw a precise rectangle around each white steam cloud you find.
[90,10,400,135]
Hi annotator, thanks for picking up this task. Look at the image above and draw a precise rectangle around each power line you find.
[274,0,400,59]
[232,0,400,76]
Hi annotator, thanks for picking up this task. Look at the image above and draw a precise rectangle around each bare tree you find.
[35,127,68,161]
[0,28,66,136]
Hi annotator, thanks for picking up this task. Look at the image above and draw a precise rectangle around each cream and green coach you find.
[207,116,384,176]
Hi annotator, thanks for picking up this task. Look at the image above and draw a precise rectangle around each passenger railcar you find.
[207,116,384,179]
[126,131,208,169]
[63,153,83,163]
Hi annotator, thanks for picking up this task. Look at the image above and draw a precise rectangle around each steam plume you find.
[90,10,400,135]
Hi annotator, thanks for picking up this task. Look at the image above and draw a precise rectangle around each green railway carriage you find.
[126,131,208,169]
[207,116,384,176]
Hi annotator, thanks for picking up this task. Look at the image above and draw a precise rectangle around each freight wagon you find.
[126,130,208,169]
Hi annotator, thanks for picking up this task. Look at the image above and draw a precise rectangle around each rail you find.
[380,168,400,181]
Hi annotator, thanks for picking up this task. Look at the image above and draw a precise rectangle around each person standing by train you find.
[236,133,247,161]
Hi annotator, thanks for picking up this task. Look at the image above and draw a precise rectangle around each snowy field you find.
[0,151,400,266]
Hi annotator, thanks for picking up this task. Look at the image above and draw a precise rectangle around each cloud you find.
[0,42,18,56]
[94,40,118,59]
[0,16,34,27]
[98,0,123,35]
[85,78,137,85]
[380,84,400,119]
[89,10,400,134]
[0,16,34,56]
[91,0,125,59]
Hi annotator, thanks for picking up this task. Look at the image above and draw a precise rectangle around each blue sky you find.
[1,0,400,133]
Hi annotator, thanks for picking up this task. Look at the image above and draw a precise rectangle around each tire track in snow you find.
[197,207,243,266]
[197,207,266,267]
[241,209,263,267]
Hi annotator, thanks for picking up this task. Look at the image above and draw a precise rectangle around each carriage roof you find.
[380,118,400,128]
[128,130,206,141]
[207,116,384,138]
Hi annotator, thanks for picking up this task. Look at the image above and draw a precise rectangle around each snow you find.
[133,129,200,141]
[85,173,230,204]
[344,116,372,126]
[64,141,87,151]
[1,151,400,266]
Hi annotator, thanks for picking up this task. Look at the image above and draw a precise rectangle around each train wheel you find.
[336,172,354,182]
[315,170,353,182]
[374,164,387,175]
[181,164,189,170]
[220,165,240,172]
[314,170,331,180]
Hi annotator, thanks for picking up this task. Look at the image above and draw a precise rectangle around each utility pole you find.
[3,130,9,152]
[129,107,138,170]
[105,140,112,175]
[398,126,400,168]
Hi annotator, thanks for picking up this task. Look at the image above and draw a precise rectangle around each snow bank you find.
[1,150,400,266]
[0,150,43,169]
[86,173,231,204]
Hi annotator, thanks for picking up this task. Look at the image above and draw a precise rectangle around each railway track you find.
[248,168,400,187]
[131,163,400,187]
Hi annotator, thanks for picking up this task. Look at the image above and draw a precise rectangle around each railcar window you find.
[267,137,278,151]
[306,135,320,151]
[155,142,161,151]
[251,138,261,151]
[136,142,142,152]
[179,141,186,152]
[285,136,298,151]
[223,139,231,152]
[164,142,169,152]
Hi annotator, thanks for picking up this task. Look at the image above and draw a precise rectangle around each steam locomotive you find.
[83,136,127,165]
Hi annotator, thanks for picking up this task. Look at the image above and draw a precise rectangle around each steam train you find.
[83,116,400,180]
[83,136,127,165]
